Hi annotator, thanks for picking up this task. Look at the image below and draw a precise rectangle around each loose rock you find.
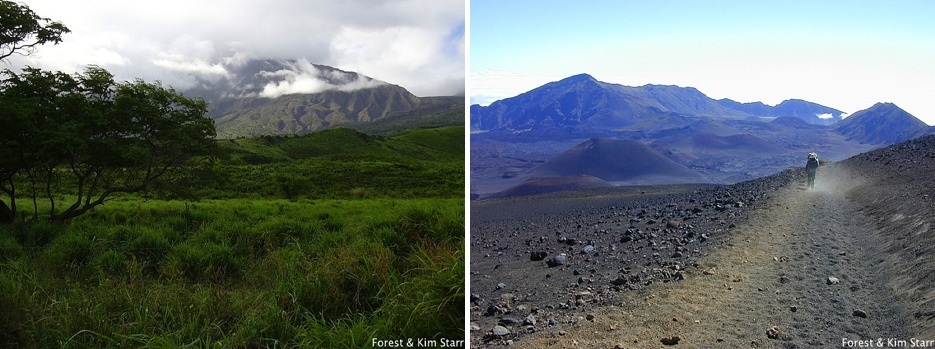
[485,305,501,316]
[827,276,840,285]
[661,336,681,345]
[766,326,781,339]
[580,245,595,254]
[546,254,567,267]
[492,325,511,337]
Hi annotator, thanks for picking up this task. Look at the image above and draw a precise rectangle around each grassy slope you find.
[218,126,463,163]
[179,126,465,200]
[0,126,465,348]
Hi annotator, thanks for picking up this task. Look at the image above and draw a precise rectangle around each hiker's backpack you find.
[807,153,819,170]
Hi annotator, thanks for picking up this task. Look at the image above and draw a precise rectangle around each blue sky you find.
[470,0,935,125]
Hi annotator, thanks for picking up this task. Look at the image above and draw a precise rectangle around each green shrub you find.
[278,174,311,201]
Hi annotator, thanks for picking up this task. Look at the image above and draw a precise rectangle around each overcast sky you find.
[471,0,935,125]
[6,0,464,97]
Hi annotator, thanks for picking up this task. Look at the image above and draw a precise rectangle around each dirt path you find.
[515,165,914,348]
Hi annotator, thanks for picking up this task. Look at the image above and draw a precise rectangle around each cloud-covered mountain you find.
[188,59,387,100]
[185,59,463,138]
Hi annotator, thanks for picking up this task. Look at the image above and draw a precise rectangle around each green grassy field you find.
[0,127,465,348]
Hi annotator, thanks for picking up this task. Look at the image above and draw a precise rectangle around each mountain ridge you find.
[470,73,933,198]
[471,74,852,131]
[186,59,463,138]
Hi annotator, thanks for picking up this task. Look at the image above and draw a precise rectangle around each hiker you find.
[805,152,819,189]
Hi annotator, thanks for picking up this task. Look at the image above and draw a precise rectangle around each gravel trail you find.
[510,164,914,348]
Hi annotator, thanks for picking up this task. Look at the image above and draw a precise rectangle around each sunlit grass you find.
[0,197,463,348]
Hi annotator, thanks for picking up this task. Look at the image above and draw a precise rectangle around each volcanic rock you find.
[492,326,511,337]
[546,254,567,267]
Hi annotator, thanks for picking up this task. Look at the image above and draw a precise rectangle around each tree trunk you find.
[0,199,12,224]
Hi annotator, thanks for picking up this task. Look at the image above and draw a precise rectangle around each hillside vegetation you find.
[179,126,464,200]
[0,126,465,348]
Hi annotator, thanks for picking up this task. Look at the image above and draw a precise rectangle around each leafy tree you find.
[0,0,69,223]
[0,0,69,61]
[0,66,216,223]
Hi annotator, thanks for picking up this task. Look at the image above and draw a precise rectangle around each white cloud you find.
[153,58,231,80]
[329,22,465,96]
[816,113,834,119]
[5,0,463,96]
[252,58,386,98]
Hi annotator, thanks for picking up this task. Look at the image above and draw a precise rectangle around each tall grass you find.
[0,197,464,348]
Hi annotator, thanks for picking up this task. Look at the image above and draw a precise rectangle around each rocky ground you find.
[470,135,935,348]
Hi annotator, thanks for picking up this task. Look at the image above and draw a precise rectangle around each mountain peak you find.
[868,102,898,110]
[835,102,932,144]
[560,73,598,83]
[862,102,912,118]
